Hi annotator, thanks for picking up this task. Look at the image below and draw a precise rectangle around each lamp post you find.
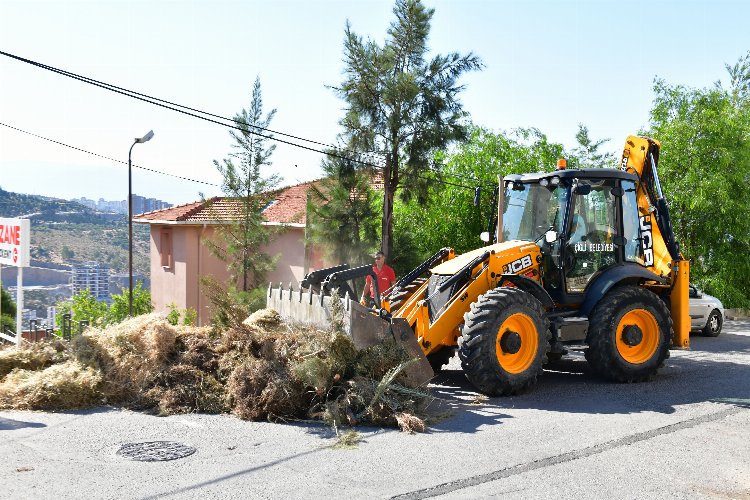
[128,130,154,317]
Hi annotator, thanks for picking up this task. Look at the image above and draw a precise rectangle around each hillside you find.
[0,188,149,275]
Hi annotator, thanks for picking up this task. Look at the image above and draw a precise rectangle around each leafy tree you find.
[726,50,750,104]
[107,282,153,324]
[55,288,108,328]
[647,52,750,307]
[307,153,380,266]
[394,126,567,262]
[209,76,281,292]
[333,0,482,259]
[1,282,16,333]
[569,124,615,169]
[55,283,153,329]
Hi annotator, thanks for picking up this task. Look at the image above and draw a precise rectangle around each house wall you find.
[264,227,306,288]
[148,224,308,326]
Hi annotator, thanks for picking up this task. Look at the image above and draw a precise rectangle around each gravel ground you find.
[2,321,749,499]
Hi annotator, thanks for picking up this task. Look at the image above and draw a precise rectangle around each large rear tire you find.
[458,288,550,396]
[585,286,672,382]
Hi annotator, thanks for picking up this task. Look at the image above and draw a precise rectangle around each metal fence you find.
[0,314,92,345]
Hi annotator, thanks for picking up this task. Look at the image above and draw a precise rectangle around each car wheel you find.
[702,309,723,337]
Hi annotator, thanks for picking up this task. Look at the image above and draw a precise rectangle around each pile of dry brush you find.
[0,308,431,433]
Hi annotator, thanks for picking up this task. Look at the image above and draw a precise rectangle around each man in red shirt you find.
[360,251,396,306]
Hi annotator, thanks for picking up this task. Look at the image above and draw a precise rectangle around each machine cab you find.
[501,169,647,304]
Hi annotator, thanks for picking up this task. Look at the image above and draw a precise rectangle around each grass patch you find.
[332,430,361,449]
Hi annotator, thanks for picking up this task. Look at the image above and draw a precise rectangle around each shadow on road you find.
[0,416,47,431]
[0,406,118,435]
[423,326,750,433]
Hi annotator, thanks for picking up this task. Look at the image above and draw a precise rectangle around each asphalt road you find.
[2,321,749,499]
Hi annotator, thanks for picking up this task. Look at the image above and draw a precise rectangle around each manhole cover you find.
[117,441,196,462]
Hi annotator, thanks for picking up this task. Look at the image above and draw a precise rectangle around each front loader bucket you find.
[267,284,434,386]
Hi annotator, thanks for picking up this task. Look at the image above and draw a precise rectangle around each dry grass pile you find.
[0,360,102,410]
[0,307,432,432]
[0,340,68,378]
[71,313,181,407]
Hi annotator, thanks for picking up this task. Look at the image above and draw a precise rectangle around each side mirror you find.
[480,231,490,243]
[545,230,558,244]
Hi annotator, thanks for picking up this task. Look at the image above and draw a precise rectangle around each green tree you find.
[55,288,108,328]
[394,126,567,262]
[107,282,153,324]
[570,124,615,169]
[333,0,482,259]
[1,282,16,333]
[647,52,750,307]
[209,76,281,292]
[307,153,380,266]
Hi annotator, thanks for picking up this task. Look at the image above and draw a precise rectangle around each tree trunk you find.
[382,184,395,261]
[381,153,396,260]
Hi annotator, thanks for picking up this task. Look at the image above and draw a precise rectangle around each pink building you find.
[134,181,326,326]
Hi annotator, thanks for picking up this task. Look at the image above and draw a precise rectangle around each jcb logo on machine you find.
[503,254,533,274]
[640,215,654,266]
[620,149,630,171]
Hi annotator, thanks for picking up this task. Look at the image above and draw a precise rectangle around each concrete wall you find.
[1,266,70,286]
[725,309,750,320]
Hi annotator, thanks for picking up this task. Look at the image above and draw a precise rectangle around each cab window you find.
[565,179,618,293]
[622,180,645,265]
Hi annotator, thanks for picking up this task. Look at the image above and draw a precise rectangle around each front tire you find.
[702,309,723,337]
[585,286,672,382]
[458,288,550,396]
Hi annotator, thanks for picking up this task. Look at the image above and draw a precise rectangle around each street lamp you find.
[128,130,154,317]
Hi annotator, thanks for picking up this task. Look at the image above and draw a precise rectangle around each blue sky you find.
[0,0,747,205]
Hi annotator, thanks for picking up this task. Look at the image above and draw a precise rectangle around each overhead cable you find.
[0,121,221,187]
[0,49,387,167]
[0,50,492,190]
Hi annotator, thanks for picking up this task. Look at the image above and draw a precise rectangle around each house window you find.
[160,228,173,268]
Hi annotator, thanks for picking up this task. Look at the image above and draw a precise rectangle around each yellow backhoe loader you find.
[269,135,690,395]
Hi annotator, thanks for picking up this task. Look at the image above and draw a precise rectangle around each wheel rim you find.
[495,313,538,374]
[615,308,659,364]
[710,314,720,333]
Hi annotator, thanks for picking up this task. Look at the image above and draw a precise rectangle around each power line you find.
[0,49,386,167]
[1,50,492,191]
[0,122,221,187]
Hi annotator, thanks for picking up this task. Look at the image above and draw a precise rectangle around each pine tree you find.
[307,153,379,265]
[209,76,281,292]
[570,124,615,169]
[333,0,482,259]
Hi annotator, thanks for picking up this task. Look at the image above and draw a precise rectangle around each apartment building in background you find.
[71,261,110,302]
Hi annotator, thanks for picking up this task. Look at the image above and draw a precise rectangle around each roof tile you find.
[133,182,317,225]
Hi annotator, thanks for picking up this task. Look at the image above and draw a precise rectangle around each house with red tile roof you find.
[134,180,326,325]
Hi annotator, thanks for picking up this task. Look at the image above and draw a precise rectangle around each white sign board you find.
[0,218,30,267]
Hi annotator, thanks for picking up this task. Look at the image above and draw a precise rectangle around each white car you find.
[689,285,724,337]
